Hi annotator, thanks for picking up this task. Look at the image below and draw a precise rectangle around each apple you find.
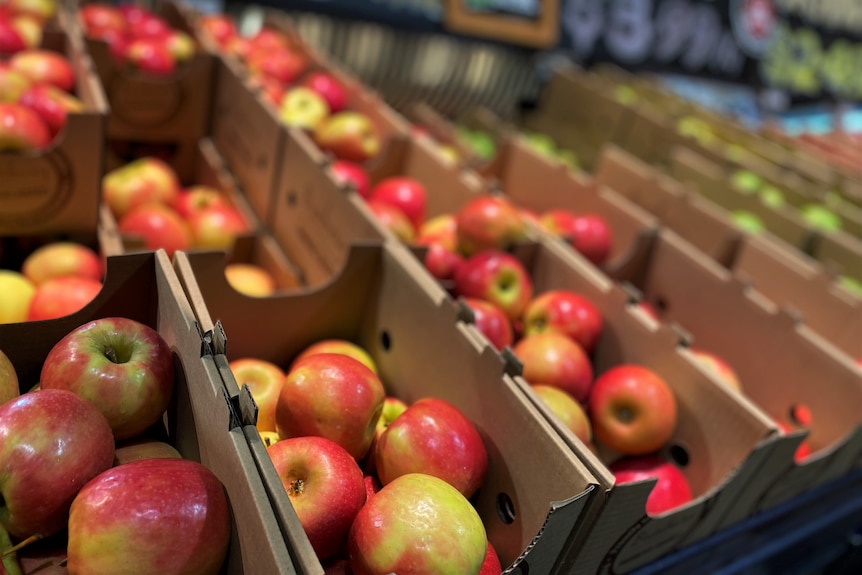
[279,86,330,131]
[127,14,171,40]
[479,542,502,575]
[198,14,237,47]
[416,213,458,252]
[187,204,248,250]
[118,203,192,258]
[531,384,592,445]
[610,456,693,515]
[371,396,408,447]
[40,317,175,440]
[348,473,487,575]
[113,439,182,466]
[268,436,366,560]
[80,4,126,37]
[731,170,762,194]
[369,177,427,230]
[172,185,230,219]
[252,73,285,107]
[456,196,528,255]
[247,27,290,52]
[0,349,19,405]
[18,83,84,137]
[0,19,27,54]
[801,204,842,232]
[375,397,488,498]
[732,211,765,234]
[229,357,286,433]
[638,301,660,322]
[0,270,35,324]
[437,144,459,164]
[67,458,230,574]
[10,49,74,92]
[0,102,50,151]
[839,275,862,298]
[513,332,594,402]
[246,47,307,85]
[462,297,513,351]
[423,243,464,281]
[7,0,56,23]
[589,365,677,455]
[21,241,102,286]
[523,290,603,354]
[540,209,578,237]
[301,71,348,114]
[292,339,378,374]
[367,200,415,243]
[126,37,175,76]
[102,157,181,219]
[225,262,277,297]
[0,66,30,102]
[276,353,385,460]
[453,250,533,321]
[330,160,370,198]
[27,276,102,321]
[314,111,380,163]
[759,186,785,208]
[690,348,743,393]
[165,30,195,63]
[568,215,613,266]
[324,558,354,575]
[0,388,114,539]
[12,15,43,49]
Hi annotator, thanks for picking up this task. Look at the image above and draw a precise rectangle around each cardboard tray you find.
[811,229,862,283]
[174,241,602,575]
[0,250,295,574]
[0,26,107,237]
[621,229,862,510]
[78,0,216,182]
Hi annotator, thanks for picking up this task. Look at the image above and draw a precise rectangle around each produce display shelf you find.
[633,466,862,575]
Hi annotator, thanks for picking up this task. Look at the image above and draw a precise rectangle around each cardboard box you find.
[621,229,862,510]
[79,0,216,182]
[811,229,862,288]
[467,237,779,573]
[0,250,295,573]
[174,242,602,574]
[0,27,107,237]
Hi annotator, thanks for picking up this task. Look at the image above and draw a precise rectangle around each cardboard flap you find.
[813,229,862,280]
[662,192,743,267]
[594,145,682,220]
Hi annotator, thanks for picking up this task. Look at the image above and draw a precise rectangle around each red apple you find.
[225,262,277,298]
[10,49,74,92]
[0,65,31,102]
[117,4,151,27]
[348,473,487,575]
[21,241,102,286]
[102,157,181,219]
[364,474,381,501]
[40,317,175,440]
[276,353,385,460]
[27,276,102,321]
[0,19,27,54]
[247,27,290,52]
[246,47,306,85]
[375,397,488,498]
[589,365,677,455]
[229,357,286,433]
[532,384,592,445]
[279,86,330,131]
[479,542,502,575]
[610,456,693,515]
[112,439,182,466]
[455,196,528,255]
[126,37,175,76]
[519,208,543,228]
[540,209,578,237]
[292,339,378,374]
[523,290,603,354]
[268,436,366,559]
[462,297,513,351]
[314,111,380,163]
[569,214,613,266]
[365,395,408,475]
[302,70,348,114]
[18,83,84,137]
[198,14,237,47]
[513,332,594,403]
[0,389,115,539]
[416,213,458,252]
[690,348,743,393]
[0,102,50,151]
[0,349,19,405]
[251,73,285,107]
[453,250,533,321]
[118,203,192,258]
[369,177,427,230]
[80,4,126,37]
[0,270,35,324]
[367,200,415,243]
[330,161,370,198]
[172,185,230,220]
[128,14,171,40]
[187,204,248,250]
[423,243,464,281]
[67,458,230,574]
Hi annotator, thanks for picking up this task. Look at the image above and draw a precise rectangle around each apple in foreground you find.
[0,389,115,539]
[0,270,35,324]
[276,353,384,460]
[369,177,427,231]
[523,289,603,353]
[532,384,591,445]
[513,332,593,403]
[0,349,18,405]
[26,275,102,321]
[21,241,102,286]
[67,458,230,575]
[479,542,503,575]
[229,357,286,433]
[269,437,366,560]
[455,196,527,255]
[314,110,380,163]
[348,473,487,575]
[453,250,533,321]
[292,339,378,374]
[113,439,182,466]
[365,396,408,474]
[375,397,487,498]
[225,262,277,298]
[40,317,175,440]
[589,365,677,455]
[462,297,513,351]
[610,456,693,515]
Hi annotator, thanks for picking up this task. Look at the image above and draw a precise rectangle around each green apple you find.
[557,148,580,169]
[760,186,786,208]
[725,144,748,163]
[677,116,716,146]
[0,350,18,406]
[731,170,762,194]
[839,275,862,297]
[614,85,638,105]
[523,132,557,158]
[456,127,496,160]
[801,204,842,232]
[732,211,765,234]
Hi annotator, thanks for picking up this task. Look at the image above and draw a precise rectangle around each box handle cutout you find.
[668,444,690,468]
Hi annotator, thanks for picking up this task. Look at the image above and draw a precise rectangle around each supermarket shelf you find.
[634,467,862,575]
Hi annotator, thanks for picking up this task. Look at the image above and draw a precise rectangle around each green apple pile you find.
[455,126,497,161]
[102,157,250,258]
[230,341,501,574]
[521,132,580,169]
[0,317,230,574]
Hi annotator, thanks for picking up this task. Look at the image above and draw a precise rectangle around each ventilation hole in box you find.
[380,330,391,352]
[790,403,813,427]
[654,296,669,313]
[496,492,516,524]
[286,192,297,207]
[669,444,690,467]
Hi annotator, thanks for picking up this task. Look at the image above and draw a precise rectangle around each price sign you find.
[443,0,561,48]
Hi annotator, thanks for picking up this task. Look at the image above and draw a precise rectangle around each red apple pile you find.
[0,0,55,55]
[539,208,614,267]
[0,48,82,151]
[0,317,231,574]
[102,157,250,257]
[232,339,498,574]
[79,3,196,76]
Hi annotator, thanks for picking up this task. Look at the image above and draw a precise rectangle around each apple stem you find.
[105,346,119,364]
[1,534,41,557]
